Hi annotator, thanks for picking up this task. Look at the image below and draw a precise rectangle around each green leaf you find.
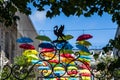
[35,35,51,41]
[58,34,73,41]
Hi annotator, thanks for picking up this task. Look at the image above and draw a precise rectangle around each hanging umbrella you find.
[40,48,55,52]
[54,67,65,71]
[35,35,51,41]
[60,49,74,54]
[76,34,93,41]
[76,44,89,53]
[76,40,92,46]
[79,64,90,69]
[58,34,74,41]
[19,43,35,50]
[80,73,91,76]
[79,51,91,56]
[26,54,39,62]
[40,52,55,58]
[16,37,33,43]
[48,59,59,63]
[79,55,91,60]
[79,69,91,74]
[67,70,78,75]
[22,50,38,56]
[38,42,54,48]
[60,53,74,58]
[57,42,73,50]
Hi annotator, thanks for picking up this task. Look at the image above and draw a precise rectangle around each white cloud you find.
[30,11,46,23]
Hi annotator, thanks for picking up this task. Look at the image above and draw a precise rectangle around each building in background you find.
[0,12,39,63]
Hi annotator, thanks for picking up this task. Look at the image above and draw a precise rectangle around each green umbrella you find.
[58,35,73,41]
[35,35,51,41]
[76,40,92,47]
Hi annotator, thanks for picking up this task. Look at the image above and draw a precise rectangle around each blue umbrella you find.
[57,42,73,50]
[76,44,89,53]
[16,37,33,43]
[38,43,54,48]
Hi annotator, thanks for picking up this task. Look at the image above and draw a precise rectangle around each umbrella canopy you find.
[19,43,35,50]
[76,34,93,41]
[79,55,91,60]
[40,48,55,52]
[38,42,54,48]
[79,51,91,56]
[57,42,73,50]
[76,45,89,53]
[58,34,74,41]
[54,67,65,71]
[76,40,92,47]
[16,37,33,43]
[23,50,38,56]
[60,53,74,58]
[35,35,51,41]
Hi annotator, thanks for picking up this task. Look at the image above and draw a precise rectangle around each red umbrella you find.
[40,48,55,52]
[60,53,74,58]
[19,43,35,50]
[76,34,93,41]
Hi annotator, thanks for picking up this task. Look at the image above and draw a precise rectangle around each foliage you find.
[14,55,31,66]
[103,35,120,53]
[0,0,120,26]
[1,55,35,80]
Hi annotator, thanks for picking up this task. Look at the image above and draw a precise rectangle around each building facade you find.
[0,12,39,63]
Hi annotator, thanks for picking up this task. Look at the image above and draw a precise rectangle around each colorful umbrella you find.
[38,66,50,70]
[67,70,78,75]
[60,53,74,58]
[54,67,65,71]
[19,43,35,50]
[79,55,91,60]
[16,37,33,43]
[40,48,55,52]
[57,42,73,50]
[40,52,55,58]
[58,34,74,41]
[35,35,51,41]
[38,43,54,48]
[76,40,92,46]
[76,34,93,41]
[22,50,38,56]
[79,51,91,56]
[26,54,39,62]
[48,59,59,63]
[76,45,89,53]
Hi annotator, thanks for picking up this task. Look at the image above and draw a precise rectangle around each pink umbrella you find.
[76,34,93,41]
[19,43,35,50]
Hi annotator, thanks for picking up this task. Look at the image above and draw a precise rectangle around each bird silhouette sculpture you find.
[53,25,65,42]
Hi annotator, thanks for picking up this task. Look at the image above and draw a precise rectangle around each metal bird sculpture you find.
[53,25,65,42]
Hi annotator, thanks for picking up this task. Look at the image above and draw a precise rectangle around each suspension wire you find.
[9,28,117,31]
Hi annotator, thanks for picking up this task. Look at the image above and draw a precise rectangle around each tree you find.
[0,0,120,26]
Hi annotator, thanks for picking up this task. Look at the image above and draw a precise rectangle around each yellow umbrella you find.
[41,52,55,58]
[23,50,38,56]
[79,69,90,74]
[26,54,39,62]
[61,57,74,63]
[78,58,90,63]
[79,51,91,56]
[76,40,92,47]
[67,66,78,70]
[81,76,91,80]
[54,67,65,71]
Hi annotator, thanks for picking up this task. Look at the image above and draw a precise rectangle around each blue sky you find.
[29,10,117,49]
